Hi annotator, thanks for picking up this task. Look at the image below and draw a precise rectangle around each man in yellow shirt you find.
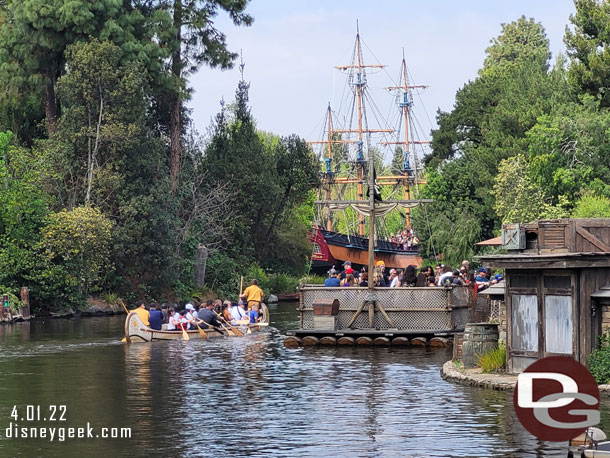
[241,279,264,310]
[133,303,150,327]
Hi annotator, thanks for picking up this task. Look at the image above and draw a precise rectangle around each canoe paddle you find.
[180,323,189,341]
[214,310,244,337]
[119,299,129,315]
[198,319,228,336]
[195,323,207,339]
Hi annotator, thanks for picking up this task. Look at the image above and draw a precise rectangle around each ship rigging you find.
[309,27,433,272]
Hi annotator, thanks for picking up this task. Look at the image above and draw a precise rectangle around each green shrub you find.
[102,292,119,305]
[477,344,506,373]
[205,253,242,300]
[299,274,326,285]
[265,273,299,294]
[589,333,610,384]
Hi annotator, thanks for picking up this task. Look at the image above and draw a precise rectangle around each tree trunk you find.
[44,77,60,136]
[170,0,183,192]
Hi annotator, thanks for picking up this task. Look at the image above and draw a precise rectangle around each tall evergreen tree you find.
[163,0,253,191]
[565,0,610,106]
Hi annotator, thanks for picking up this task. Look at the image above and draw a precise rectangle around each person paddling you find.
[230,301,247,324]
[167,308,179,331]
[248,303,262,324]
[133,303,150,327]
[240,279,264,311]
[196,302,222,329]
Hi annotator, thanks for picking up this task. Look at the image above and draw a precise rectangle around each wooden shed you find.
[479,219,610,374]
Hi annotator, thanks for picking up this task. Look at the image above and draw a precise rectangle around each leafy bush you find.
[589,333,610,384]
[477,344,506,373]
[204,253,242,300]
[299,274,326,285]
[264,273,299,294]
[102,292,119,305]
[41,206,113,301]
[572,193,610,218]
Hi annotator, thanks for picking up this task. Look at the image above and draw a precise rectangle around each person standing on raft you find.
[240,279,264,310]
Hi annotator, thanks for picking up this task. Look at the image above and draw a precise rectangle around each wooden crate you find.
[312,298,340,316]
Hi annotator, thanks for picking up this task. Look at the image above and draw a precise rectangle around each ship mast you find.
[334,29,391,236]
[324,105,334,231]
[312,28,433,329]
[384,53,430,230]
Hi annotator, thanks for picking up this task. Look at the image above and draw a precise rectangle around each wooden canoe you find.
[124,304,270,343]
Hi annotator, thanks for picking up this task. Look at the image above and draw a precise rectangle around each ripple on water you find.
[0,311,577,457]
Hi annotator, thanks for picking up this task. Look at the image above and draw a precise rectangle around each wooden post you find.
[195,244,208,288]
[20,287,30,319]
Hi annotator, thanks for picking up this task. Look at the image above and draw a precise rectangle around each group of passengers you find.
[386,229,419,251]
[132,279,264,331]
[324,260,502,291]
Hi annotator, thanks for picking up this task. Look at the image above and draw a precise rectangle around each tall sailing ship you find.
[309,28,432,272]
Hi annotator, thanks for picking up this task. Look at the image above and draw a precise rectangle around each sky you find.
[188,1,577,144]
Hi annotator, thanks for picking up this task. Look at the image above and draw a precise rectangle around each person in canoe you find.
[248,303,262,324]
[240,279,264,310]
[134,303,150,327]
[221,300,232,322]
[167,308,180,331]
[196,302,222,329]
[148,303,163,331]
[230,301,248,325]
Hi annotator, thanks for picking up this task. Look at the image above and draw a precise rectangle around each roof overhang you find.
[484,280,505,296]
[476,236,502,246]
[478,252,610,269]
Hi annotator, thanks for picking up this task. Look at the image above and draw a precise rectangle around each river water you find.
[0,302,608,457]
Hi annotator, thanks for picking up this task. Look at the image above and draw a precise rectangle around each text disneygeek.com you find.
[3,405,130,441]
[3,423,132,441]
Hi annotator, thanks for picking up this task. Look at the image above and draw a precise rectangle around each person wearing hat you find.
[475,267,496,291]
[340,261,359,281]
[324,268,341,287]
[183,303,197,330]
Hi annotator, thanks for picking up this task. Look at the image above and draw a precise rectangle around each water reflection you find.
[0,307,603,457]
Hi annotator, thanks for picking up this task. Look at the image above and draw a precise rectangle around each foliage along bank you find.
[413,9,610,268]
[0,1,319,313]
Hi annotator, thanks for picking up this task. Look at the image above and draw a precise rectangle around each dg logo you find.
[514,356,600,442]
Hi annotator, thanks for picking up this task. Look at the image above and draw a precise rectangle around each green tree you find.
[482,16,551,76]
[0,0,126,135]
[163,0,253,190]
[572,192,610,218]
[418,17,571,260]
[565,0,610,106]
[0,131,53,309]
[41,206,113,299]
[56,39,148,206]
[492,154,567,224]
[204,79,319,273]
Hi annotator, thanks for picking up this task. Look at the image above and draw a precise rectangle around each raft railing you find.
[298,285,470,334]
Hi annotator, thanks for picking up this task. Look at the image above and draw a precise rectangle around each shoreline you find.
[441,360,610,392]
